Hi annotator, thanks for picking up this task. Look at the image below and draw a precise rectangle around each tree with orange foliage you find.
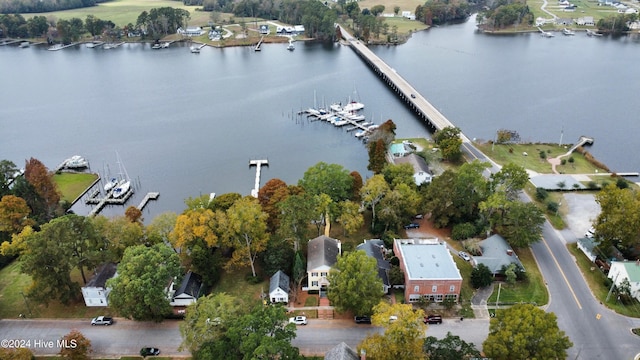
[0,195,34,235]
[22,157,61,222]
[59,329,92,360]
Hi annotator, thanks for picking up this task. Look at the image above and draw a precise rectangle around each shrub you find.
[587,181,598,189]
[568,157,575,163]
[471,264,493,289]
[539,151,547,160]
[546,201,559,213]
[535,187,548,201]
[561,159,567,165]
[451,222,477,240]
[616,178,629,189]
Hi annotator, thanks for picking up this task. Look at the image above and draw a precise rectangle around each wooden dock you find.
[250,159,269,197]
[87,188,134,217]
[137,192,160,211]
[255,36,263,51]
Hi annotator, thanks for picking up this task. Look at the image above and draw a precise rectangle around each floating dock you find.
[250,159,269,197]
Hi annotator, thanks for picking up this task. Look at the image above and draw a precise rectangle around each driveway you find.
[562,193,600,241]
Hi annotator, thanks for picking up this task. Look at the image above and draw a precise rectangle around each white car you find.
[289,316,307,325]
[458,251,471,261]
[585,226,595,238]
[91,316,113,325]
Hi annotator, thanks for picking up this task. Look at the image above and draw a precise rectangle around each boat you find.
[112,152,131,199]
[47,44,64,51]
[86,42,96,48]
[152,43,162,49]
[19,41,30,48]
[562,28,576,36]
[190,46,200,53]
[103,43,115,50]
[104,177,119,192]
[343,101,365,112]
[162,42,170,48]
[287,40,295,51]
[63,155,89,169]
[540,31,554,38]
[586,29,603,37]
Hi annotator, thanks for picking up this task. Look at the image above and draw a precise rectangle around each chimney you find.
[360,349,366,360]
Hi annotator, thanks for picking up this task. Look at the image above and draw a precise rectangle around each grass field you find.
[53,172,99,203]
[487,247,549,306]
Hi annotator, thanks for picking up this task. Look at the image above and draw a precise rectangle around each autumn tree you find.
[258,178,290,232]
[124,206,143,223]
[368,138,388,174]
[0,347,35,360]
[361,174,390,230]
[179,293,244,354]
[0,195,34,235]
[336,200,364,236]
[423,332,481,360]
[59,329,92,360]
[327,250,384,316]
[107,244,181,321]
[349,171,363,201]
[92,215,145,262]
[221,196,269,278]
[298,162,353,202]
[359,302,426,360]
[483,304,572,360]
[433,126,463,163]
[23,157,60,221]
[368,119,396,147]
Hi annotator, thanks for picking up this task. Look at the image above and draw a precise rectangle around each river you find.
[1,16,638,220]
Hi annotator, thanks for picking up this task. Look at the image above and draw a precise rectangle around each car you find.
[410,93,416,99]
[424,315,443,324]
[414,214,424,219]
[140,347,160,357]
[90,316,113,325]
[404,223,420,229]
[458,251,471,261]
[354,316,372,324]
[585,226,595,238]
[289,315,307,325]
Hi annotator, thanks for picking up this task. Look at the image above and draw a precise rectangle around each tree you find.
[328,250,384,315]
[291,251,306,304]
[92,215,145,262]
[433,126,463,162]
[423,331,481,360]
[258,178,289,232]
[382,163,415,189]
[298,162,353,202]
[0,195,34,235]
[378,183,420,231]
[483,304,572,360]
[368,139,387,174]
[498,202,544,248]
[369,119,396,147]
[221,196,268,278]
[490,163,529,200]
[359,302,426,360]
[23,157,60,222]
[124,206,143,223]
[260,236,295,278]
[179,293,243,354]
[172,208,220,252]
[393,5,400,15]
[59,329,92,360]
[277,192,316,251]
[349,171,363,201]
[107,244,181,321]
[336,200,364,236]
[360,174,390,230]
[594,183,640,252]
[370,5,385,16]
[470,263,493,289]
[0,347,35,360]
[146,211,178,246]
[0,160,18,197]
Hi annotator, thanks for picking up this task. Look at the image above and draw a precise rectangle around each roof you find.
[611,261,640,282]
[307,236,341,271]
[85,263,117,288]
[390,143,411,157]
[577,237,598,253]
[356,239,391,287]
[529,174,585,190]
[175,271,203,298]
[324,342,359,360]
[395,239,462,280]
[474,234,524,274]
[393,153,430,174]
[269,270,290,293]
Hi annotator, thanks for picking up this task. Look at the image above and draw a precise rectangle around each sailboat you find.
[112,152,131,199]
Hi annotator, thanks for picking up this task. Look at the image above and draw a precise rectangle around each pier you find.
[137,192,160,211]
[255,36,263,51]
[250,159,269,197]
[87,188,134,217]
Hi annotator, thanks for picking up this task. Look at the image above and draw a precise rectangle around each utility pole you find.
[20,291,32,317]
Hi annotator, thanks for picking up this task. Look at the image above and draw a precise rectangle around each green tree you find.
[470,263,493,288]
[146,211,178,246]
[107,244,181,321]
[483,304,572,360]
[179,293,243,354]
[291,251,306,304]
[327,250,384,316]
[298,162,353,202]
[92,215,145,262]
[498,202,544,248]
[378,183,419,231]
[490,163,529,200]
[26,16,48,38]
[222,196,269,278]
[261,236,295,278]
[594,183,640,251]
[393,5,400,15]
[277,192,316,251]
[59,329,92,360]
[359,302,426,360]
[423,331,481,360]
[336,200,364,236]
[0,160,18,197]
[361,174,390,230]
[433,126,463,162]
[370,5,385,16]
[382,162,415,189]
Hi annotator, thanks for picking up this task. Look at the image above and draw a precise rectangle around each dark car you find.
[404,223,420,229]
[410,94,416,99]
[424,315,443,324]
[354,316,372,324]
[140,347,161,357]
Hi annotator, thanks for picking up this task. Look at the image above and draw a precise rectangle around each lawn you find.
[53,172,99,203]
[487,247,549,306]
[567,243,640,317]
[209,268,267,308]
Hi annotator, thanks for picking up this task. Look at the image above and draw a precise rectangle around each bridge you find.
[337,25,472,144]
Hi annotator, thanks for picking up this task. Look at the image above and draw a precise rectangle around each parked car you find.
[585,226,595,238]
[414,214,424,219]
[289,315,308,325]
[140,347,160,357]
[354,316,372,324]
[90,316,113,325]
[424,315,443,324]
[389,315,398,323]
[410,94,416,99]
[404,223,420,229]
[458,251,471,261]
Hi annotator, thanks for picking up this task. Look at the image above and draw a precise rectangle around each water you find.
[1,19,638,219]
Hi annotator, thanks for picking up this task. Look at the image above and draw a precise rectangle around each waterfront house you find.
[393,238,462,303]
[307,235,341,291]
[608,261,640,301]
[269,270,290,303]
[474,234,525,275]
[168,271,204,314]
[81,263,117,307]
[259,25,270,35]
[393,153,433,185]
[177,27,204,37]
[556,18,574,26]
[356,239,391,294]
[576,16,595,26]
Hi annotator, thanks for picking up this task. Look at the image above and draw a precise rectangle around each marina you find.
[299,100,379,141]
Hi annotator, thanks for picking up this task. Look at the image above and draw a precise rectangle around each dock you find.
[255,36,263,51]
[137,192,160,211]
[47,43,77,51]
[87,187,134,217]
[300,107,377,140]
[250,159,269,197]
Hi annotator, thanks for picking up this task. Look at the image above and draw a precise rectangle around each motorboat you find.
[190,46,200,53]
[287,40,295,51]
[63,155,89,169]
[343,101,364,112]
[562,28,575,36]
[19,41,30,48]
[152,43,162,49]
[162,42,170,48]
[586,29,603,37]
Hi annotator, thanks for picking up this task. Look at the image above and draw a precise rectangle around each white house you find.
[168,271,204,314]
[608,261,640,301]
[576,16,595,26]
[177,27,204,37]
[269,270,290,303]
[82,263,117,307]
[307,235,341,291]
[393,153,433,185]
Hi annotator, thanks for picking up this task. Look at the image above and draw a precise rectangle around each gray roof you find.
[324,342,359,360]
[529,174,585,191]
[393,153,430,174]
[269,270,290,293]
[307,235,340,270]
[356,239,390,287]
[175,271,204,298]
[85,263,117,288]
[475,234,524,274]
[395,239,462,280]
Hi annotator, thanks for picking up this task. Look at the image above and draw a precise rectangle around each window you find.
[432,285,437,293]
[435,294,443,302]
[445,294,458,302]
[408,294,421,302]
[320,272,327,277]
[311,281,318,287]
[414,285,420,292]
[449,285,455,292]
[311,272,318,277]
